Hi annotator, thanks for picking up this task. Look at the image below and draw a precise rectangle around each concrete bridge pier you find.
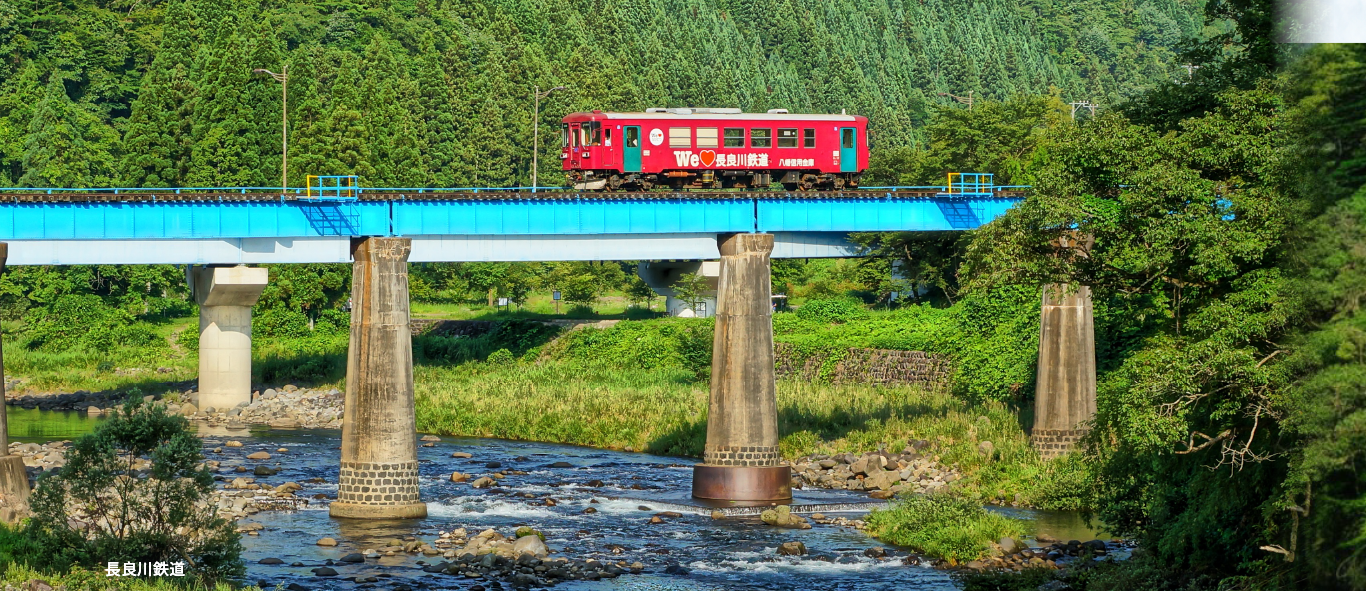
[190,266,269,410]
[692,233,791,504]
[1031,282,1097,459]
[331,236,426,519]
[0,243,30,523]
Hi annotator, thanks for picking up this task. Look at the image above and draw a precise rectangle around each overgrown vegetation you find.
[18,398,243,585]
[865,496,1026,562]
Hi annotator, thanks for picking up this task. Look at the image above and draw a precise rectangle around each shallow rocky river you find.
[7,408,1106,590]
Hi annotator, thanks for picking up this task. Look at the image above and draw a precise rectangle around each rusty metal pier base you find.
[692,465,791,505]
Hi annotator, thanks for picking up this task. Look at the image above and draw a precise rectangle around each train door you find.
[623,126,642,173]
[569,122,582,168]
[839,128,857,173]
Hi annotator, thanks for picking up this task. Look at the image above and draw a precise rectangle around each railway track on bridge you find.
[0,189,1027,203]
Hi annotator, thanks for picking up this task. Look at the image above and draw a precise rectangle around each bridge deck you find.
[0,190,1026,202]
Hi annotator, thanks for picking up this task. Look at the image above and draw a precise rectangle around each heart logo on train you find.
[699,150,716,167]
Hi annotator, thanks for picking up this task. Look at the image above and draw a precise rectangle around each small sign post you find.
[552,290,561,314]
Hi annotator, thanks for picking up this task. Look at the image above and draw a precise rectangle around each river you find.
[6,408,1106,590]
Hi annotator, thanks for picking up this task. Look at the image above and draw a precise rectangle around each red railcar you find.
[560,108,869,191]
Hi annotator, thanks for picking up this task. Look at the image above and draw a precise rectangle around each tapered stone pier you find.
[191,266,268,411]
[1031,282,1097,459]
[692,233,791,503]
[0,243,30,523]
[331,237,426,519]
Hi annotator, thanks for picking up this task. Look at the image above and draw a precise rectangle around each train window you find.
[626,127,640,148]
[803,128,816,148]
[841,128,855,149]
[751,128,771,148]
[561,124,569,148]
[723,128,745,147]
[586,122,602,146]
[777,128,798,148]
[669,127,691,148]
[571,125,579,147]
[604,128,612,147]
[696,127,719,148]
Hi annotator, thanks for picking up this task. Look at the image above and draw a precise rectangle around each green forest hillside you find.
[0,0,1204,189]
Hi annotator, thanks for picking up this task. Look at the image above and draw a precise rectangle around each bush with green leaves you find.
[23,294,160,352]
[865,495,1024,562]
[23,397,243,583]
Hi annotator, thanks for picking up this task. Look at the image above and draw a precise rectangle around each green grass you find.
[1,317,199,394]
[0,562,259,590]
[865,495,1027,562]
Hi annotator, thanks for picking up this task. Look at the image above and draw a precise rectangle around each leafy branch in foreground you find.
[23,397,243,583]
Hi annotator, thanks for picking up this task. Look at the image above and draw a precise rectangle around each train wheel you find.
[782,182,799,191]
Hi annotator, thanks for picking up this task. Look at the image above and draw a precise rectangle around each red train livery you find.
[560,108,869,191]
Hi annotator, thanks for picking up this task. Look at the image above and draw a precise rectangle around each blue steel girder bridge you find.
[0,180,1024,265]
[0,175,1103,516]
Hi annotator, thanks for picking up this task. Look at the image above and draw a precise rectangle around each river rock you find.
[512,534,548,558]
[259,557,284,565]
[868,490,894,499]
[711,510,724,520]
[449,471,468,483]
[179,403,197,416]
[777,541,806,556]
[86,406,101,415]
[420,435,441,442]
[316,537,338,547]
[247,451,271,460]
[312,566,337,577]
[224,440,243,447]
[760,505,810,529]
[999,537,1021,554]
[451,452,472,458]
[864,469,898,491]
[339,553,365,563]
[978,441,995,457]
[263,389,278,400]
[253,465,278,476]
[582,507,597,514]
[470,477,495,488]
[550,461,574,468]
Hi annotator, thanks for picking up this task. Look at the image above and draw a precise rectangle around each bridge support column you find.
[692,233,791,504]
[0,244,29,523]
[191,266,268,411]
[331,237,426,519]
[1031,283,1097,459]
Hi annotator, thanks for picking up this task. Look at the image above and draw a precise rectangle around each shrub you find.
[486,348,515,364]
[24,397,243,583]
[865,495,1025,561]
[795,296,870,324]
[23,294,160,353]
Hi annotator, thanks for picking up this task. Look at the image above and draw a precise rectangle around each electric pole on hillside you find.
[254,66,289,195]
[1182,63,1201,78]
[532,85,568,192]
[937,91,974,110]
[1069,100,1097,121]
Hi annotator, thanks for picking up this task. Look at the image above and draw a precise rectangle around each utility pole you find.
[937,90,974,110]
[254,66,289,195]
[1069,100,1097,121]
[532,85,567,192]
[1182,63,1201,78]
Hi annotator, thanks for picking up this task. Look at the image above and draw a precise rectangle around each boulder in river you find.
[470,477,495,488]
[760,505,811,529]
[777,541,807,556]
[420,435,441,442]
[225,441,243,447]
[451,451,472,458]
[317,537,337,546]
[312,567,337,577]
[339,553,365,563]
[247,451,271,460]
[449,471,468,483]
[253,465,278,476]
[512,534,548,558]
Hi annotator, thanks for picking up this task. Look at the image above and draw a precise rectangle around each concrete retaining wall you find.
[774,343,951,390]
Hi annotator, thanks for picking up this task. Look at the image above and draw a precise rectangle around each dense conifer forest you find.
[0,0,1205,189]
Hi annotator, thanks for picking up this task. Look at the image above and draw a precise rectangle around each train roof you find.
[564,108,864,122]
